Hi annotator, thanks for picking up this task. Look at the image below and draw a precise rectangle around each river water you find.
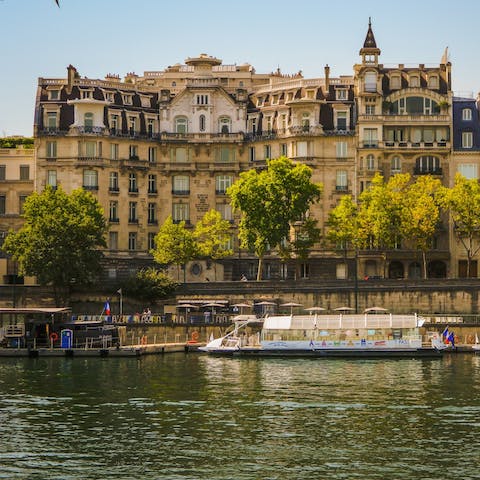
[0,353,479,479]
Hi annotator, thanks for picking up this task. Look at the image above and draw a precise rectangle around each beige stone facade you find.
[29,23,476,285]
[0,145,35,285]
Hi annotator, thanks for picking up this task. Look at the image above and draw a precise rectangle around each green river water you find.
[0,353,479,479]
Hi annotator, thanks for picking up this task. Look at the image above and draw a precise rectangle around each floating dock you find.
[0,342,204,358]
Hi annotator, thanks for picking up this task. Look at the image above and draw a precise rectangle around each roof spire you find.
[363,17,377,49]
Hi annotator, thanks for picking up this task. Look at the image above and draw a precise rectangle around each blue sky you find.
[1,0,480,137]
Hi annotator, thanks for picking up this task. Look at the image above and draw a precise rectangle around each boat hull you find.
[204,347,443,358]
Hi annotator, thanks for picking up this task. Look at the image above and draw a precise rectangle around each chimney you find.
[66,64,78,94]
[324,64,330,93]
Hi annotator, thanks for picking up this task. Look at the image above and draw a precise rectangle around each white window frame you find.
[462,131,473,149]
[462,108,472,121]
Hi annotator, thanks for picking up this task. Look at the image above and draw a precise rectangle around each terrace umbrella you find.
[177,303,198,323]
[364,307,388,313]
[255,301,276,316]
[280,302,304,314]
[334,306,355,312]
[232,303,252,315]
[305,307,326,313]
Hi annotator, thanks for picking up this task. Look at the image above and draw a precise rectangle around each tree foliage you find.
[122,268,178,304]
[228,156,322,280]
[2,186,107,304]
[151,216,198,282]
[438,173,480,277]
[194,209,233,280]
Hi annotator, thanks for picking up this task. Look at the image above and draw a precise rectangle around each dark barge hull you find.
[208,347,444,358]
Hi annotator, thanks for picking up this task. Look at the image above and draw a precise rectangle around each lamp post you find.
[117,288,123,319]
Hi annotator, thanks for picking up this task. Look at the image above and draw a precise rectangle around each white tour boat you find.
[200,312,446,358]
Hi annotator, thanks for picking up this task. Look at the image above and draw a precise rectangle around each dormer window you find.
[219,116,231,134]
[390,75,401,90]
[104,91,115,102]
[462,108,472,121]
[48,89,60,101]
[409,75,420,88]
[80,89,93,99]
[196,94,209,105]
[306,90,315,99]
[257,97,264,107]
[122,94,133,105]
[336,89,348,100]
[428,75,439,89]
[140,95,151,108]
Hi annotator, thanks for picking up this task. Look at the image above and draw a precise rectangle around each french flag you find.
[104,300,111,316]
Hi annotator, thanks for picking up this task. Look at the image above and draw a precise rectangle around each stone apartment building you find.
[26,22,479,284]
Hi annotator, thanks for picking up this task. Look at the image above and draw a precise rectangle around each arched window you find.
[366,154,375,171]
[84,112,94,132]
[415,156,440,174]
[199,114,206,132]
[219,116,231,134]
[175,116,188,134]
[391,96,438,115]
[391,156,401,173]
[364,72,377,92]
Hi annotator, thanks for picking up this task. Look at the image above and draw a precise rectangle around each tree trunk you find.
[422,250,428,279]
[256,256,263,281]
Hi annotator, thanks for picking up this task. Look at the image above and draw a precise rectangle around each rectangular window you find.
[147,118,155,136]
[462,132,473,148]
[297,141,308,157]
[364,129,378,147]
[19,165,30,181]
[0,195,6,215]
[216,203,233,221]
[336,89,348,100]
[110,143,119,160]
[110,114,119,133]
[81,89,93,99]
[128,232,137,251]
[175,147,187,163]
[109,231,118,250]
[109,171,119,191]
[19,195,27,214]
[128,173,138,193]
[280,143,287,156]
[336,170,348,190]
[173,175,190,195]
[336,112,347,130]
[148,203,157,224]
[365,105,376,115]
[336,141,347,158]
[264,145,271,159]
[83,170,98,189]
[148,174,157,194]
[462,108,472,121]
[0,165,5,181]
[47,170,57,187]
[85,141,97,157]
[46,112,57,129]
[249,146,256,162]
[148,232,156,251]
[458,164,478,179]
[129,145,138,159]
[172,203,189,223]
[148,147,157,163]
[218,147,232,162]
[129,202,137,222]
[46,141,57,159]
[109,201,118,222]
[215,175,233,194]
[49,89,60,100]
[196,94,209,105]
[123,94,133,105]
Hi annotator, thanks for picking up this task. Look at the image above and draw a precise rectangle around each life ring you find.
[189,331,199,343]
[50,332,58,342]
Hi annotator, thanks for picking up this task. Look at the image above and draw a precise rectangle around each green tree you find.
[151,216,198,282]
[438,173,480,278]
[228,156,322,280]
[2,186,107,305]
[401,175,442,278]
[194,209,233,280]
[122,268,178,304]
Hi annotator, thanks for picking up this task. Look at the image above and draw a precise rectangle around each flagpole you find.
[117,289,123,319]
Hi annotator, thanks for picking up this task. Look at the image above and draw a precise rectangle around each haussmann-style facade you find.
[28,22,480,285]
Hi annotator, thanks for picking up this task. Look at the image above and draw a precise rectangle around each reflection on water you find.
[0,354,480,479]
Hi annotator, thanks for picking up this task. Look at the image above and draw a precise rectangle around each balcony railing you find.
[172,189,190,195]
[70,126,107,135]
[413,167,443,176]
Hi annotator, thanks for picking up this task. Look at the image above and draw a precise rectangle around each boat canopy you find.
[263,314,423,330]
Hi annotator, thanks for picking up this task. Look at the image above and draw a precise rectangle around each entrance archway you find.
[388,261,404,279]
